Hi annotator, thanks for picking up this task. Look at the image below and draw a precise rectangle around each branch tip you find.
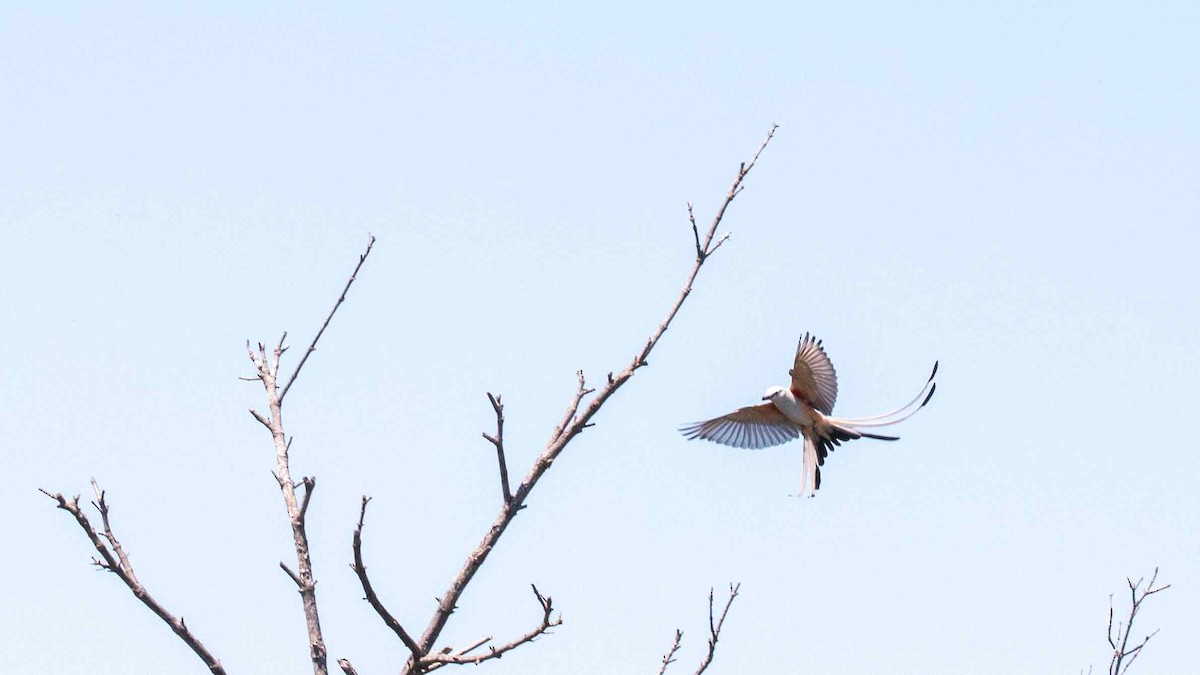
[407,131,773,668]
[279,237,376,403]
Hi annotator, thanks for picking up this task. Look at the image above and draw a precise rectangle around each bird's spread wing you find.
[680,402,801,450]
[789,333,838,414]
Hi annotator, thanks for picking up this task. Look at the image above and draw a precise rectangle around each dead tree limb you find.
[245,234,377,675]
[1107,568,1170,675]
[400,126,776,673]
[39,481,226,675]
[656,584,741,675]
[657,630,683,675]
[351,496,423,661]
[280,235,377,404]
[419,585,562,671]
[695,584,740,675]
[482,393,512,504]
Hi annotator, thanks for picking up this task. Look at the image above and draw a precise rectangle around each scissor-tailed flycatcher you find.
[680,333,937,495]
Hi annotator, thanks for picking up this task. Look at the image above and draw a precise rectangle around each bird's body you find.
[762,386,816,427]
[680,333,936,496]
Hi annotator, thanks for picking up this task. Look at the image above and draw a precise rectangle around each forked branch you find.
[404,127,776,673]
[657,584,741,675]
[1107,568,1170,675]
[39,482,226,675]
[482,393,513,504]
[420,585,562,671]
[245,234,377,675]
[696,583,740,674]
[690,125,776,260]
[281,234,377,403]
[657,630,683,675]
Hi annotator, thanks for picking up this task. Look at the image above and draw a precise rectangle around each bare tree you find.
[1105,568,1170,675]
[41,126,777,673]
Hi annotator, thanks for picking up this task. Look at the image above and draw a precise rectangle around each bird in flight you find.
[680,333,937,496]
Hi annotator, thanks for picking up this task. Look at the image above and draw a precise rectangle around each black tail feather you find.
[922,382,937,406]
[859,431,900,441]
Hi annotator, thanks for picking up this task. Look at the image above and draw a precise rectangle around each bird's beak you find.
[761,395,770,401]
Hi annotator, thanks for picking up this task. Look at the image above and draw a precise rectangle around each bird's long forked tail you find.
[801,362,938,497]
[826,361,937,433]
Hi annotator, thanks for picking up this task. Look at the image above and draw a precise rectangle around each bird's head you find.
[762,385,789,402]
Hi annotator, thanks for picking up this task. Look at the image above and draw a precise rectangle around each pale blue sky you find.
[4,3,1197,674]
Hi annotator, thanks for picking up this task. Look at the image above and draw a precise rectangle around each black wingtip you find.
[928,360,939,382]
[921,382,937,407]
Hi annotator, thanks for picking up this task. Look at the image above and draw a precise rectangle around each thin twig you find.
[280,234,376,404]
[280,561,303,588]
[482,393,513,504]
[40,486,227,675]
[695,584,740,675]
[694,125,776,260]
[249,408,272,429]
[549,370,593,444]
[420,585,562,671]
[89,479,138,583]
[350,496,423,660]
[1107,568,1170,675]
[657,630,684,675]
[455,635,494,656]
[406,127,776,672]
[299,476,316,521]
[688,203,702,258]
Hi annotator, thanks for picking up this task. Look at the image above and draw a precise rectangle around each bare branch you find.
[687,202,702,258]
[280,234,376,404]
[89,479,138,583]
[39,486,227,675]
[274,332,289,373]
[549,370,592,443]
[247,350,327,674]
[695,584,739,675]
[249,408,272,429]
[657,629,683,675]
[337,659,359,675]
[706,232,732,257]
[243,246,375,675]
[1107,568,1170,675]
[694,125,776,259]
[407,129,776,668]
[281,561,303,588]
[350,496,423,660]
[299,476,316,521]
[455,635,494,657]
[482,393,513,504]
[421,584,562,671]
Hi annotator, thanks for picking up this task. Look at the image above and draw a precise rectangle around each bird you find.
[680,333,937,496]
